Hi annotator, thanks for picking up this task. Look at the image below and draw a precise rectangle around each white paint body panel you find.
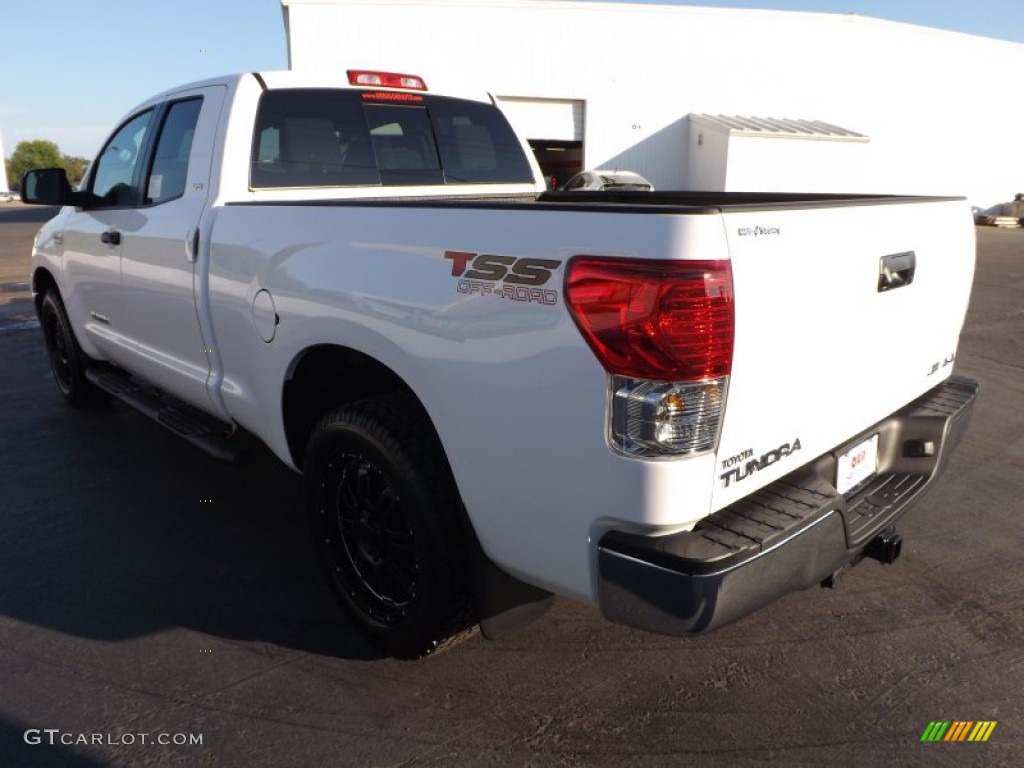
[29,72,976,606]
[207,204,732,601]
[712,201,975,508]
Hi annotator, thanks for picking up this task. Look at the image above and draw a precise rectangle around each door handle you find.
[878,251,915,292]
[100,230,121,246]
[185,227,200,263]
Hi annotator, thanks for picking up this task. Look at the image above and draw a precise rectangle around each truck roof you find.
[135,70,494,112]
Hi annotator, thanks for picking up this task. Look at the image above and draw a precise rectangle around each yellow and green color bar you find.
[921,721,997,742]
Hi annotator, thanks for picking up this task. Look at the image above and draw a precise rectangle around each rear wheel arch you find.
[282,344,447,473]
[283,344,553,651]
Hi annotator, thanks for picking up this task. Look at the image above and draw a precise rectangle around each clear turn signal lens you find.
[611,376,727,457]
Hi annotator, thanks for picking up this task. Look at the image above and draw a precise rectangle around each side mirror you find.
[21,168,85,207]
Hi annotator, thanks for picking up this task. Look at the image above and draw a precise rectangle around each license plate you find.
[836,433,879,496]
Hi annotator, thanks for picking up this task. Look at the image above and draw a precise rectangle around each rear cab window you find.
[250,88,534,189]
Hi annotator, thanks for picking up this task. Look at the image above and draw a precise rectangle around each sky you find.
[2,0,1023,161]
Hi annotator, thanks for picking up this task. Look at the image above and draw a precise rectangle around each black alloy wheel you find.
[39,290,107,407]
[318,451,417,625]
[304,395,474,658]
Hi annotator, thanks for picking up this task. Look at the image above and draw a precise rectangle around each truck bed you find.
[228,189,964,213]
[538,189,965,211]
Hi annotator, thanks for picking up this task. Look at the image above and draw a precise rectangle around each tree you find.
[6,141,89,189]
[7,140,63,189]
[61,155,89,186]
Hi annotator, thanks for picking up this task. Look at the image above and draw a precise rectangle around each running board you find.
[86,368,256,464]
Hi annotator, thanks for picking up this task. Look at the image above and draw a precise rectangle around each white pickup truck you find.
[22,70,977,657]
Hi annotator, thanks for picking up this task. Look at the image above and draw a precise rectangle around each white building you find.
[280,0,1024,209]
[0,132,9,194]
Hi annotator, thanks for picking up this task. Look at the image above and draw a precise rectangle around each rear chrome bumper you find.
[597,375,978,635]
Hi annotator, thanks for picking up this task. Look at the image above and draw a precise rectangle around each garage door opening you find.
[528,140,583,189]
[497,97,584,189]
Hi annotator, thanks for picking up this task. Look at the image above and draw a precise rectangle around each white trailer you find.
[280,0,1024,209]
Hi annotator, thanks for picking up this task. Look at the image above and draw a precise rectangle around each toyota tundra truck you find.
[21,69,977,657]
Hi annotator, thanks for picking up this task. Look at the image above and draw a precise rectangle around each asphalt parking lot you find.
[1,204,1022,767]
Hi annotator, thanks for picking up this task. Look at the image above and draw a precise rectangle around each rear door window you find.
[145,98,203,205]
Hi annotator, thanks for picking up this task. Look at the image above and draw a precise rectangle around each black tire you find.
[39,290,108,407]
[304,395,475,658]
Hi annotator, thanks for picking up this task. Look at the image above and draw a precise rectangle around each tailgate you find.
[711,198,975,509]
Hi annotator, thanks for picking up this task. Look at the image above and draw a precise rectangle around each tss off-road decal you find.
[444,250,561,306]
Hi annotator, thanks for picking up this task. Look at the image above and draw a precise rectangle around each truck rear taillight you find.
[565,258,733,381]
[347,70,428,91]
[565,258,734,457]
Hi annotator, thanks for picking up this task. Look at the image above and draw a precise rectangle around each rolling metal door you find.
[495,98,584,142]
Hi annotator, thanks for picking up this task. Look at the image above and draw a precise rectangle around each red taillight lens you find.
[346,70,428,91]
[565,257,734,381]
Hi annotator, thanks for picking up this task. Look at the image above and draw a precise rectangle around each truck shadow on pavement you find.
[0,204,59,225]
[0,334,383,662]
